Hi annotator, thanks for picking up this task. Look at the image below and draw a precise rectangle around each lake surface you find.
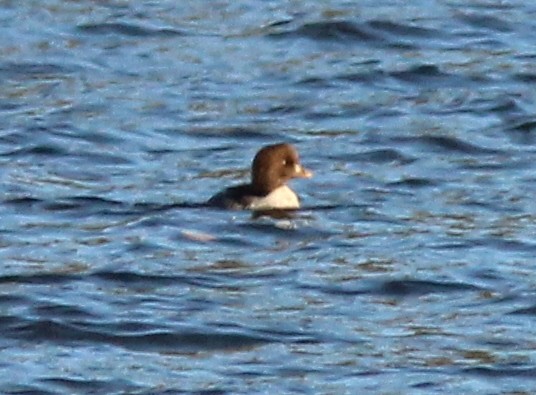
[1,1,536,394]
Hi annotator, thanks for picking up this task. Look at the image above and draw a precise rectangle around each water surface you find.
[1,1,536,394]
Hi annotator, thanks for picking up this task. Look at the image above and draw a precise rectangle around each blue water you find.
[1,1,536,394]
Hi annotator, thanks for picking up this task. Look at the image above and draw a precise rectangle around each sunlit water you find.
[1,1,536,394]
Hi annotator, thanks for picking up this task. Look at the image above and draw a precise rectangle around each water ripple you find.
[77,22,187,37]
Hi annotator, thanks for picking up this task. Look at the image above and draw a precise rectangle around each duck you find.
[208,143,312,210]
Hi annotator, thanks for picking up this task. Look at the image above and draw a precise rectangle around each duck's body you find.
[208,143,312,210]
[208,184,301,210]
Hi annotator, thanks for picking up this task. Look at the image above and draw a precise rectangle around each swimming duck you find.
[208,143,312,210]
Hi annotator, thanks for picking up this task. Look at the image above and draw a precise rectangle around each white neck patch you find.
[248,185,300,210]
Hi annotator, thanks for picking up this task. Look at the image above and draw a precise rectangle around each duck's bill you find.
[294,164,313,178]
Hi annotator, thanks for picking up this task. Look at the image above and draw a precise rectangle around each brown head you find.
[251,143,312,195]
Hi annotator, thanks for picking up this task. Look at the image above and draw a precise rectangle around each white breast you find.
[248,185,300,210]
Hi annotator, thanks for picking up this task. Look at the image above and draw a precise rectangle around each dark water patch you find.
[208,321,327,345]
[47,118,121,145]
[314,103,370,120]
[467,268,505,282]
[475,237,536,253]
[411,381,440,390]
[264,103,306,115]
[509,304,536,315]
[455,13,513,32]
[367,20,441,38]
[184,126,279,140]
[336,69,388,84]
[0,130,37,146]
[425,97,517,117]
[464,366,536,378]
[107,320,167,334]
[73,151,135,166]
[301,204,349,211]
[32,304,97,321]
[125,239,171,254]
[390,64,486,87]
[0,62,78,79]
[329,149,412,164]
[248,325,317,341]
[77,22,186,37]
[268,20,380,43]
[480,337,519,348]
[91,270,259,291]
[387,177,438,188]
[40,377,130,394]
[146,147,180,156]
[295,76,336,88]
[0,293,29,305]
[429,241,474,251]
[2,127,135,164]
[480,97,522,115]
[0,315,20,328]
[378,279,480,296]
[343,206,406,226]
[167,391,227,395]
[361,148,412,164]
[3,196,207,217]
[4,195,139,217]
[4,144,67,157]
[0,101,20,111]
[0,270,223,294]
[3,196,44,208]
[267,19,440,49]
[514,72,536,83]
[304,108,355,120]
[122,329,270,352]
[92,270,196,287]
[6,318,272,351]
[508,116,536,133]
[459,37,508,50]
[503,117,536,145]
[41,196,125,212]
[5,319,94,343]
[395,135,499,155]
[392,64,445,79]
[132,390,227,395]
[264,18,294,29]
[456,1,517,10]
[2,385,56,395]
[133,201,208,213]
[301,278,481,297]
[0,272,82,285]
[456,157,532,172]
